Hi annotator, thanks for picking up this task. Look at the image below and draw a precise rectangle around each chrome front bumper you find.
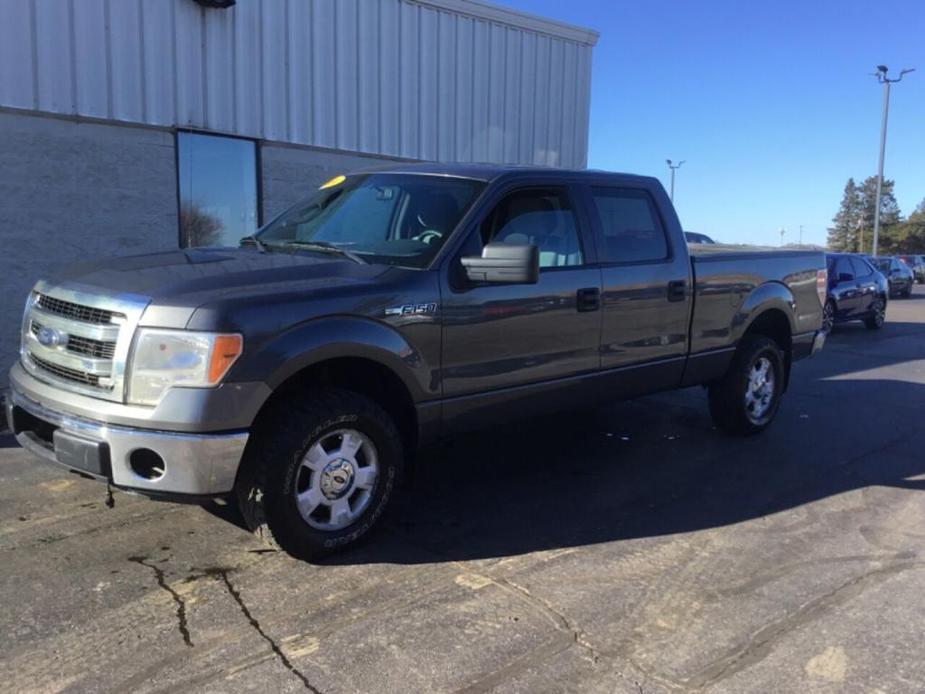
[6,384,248,497]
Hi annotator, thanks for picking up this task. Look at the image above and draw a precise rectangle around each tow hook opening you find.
[129,448,166,481]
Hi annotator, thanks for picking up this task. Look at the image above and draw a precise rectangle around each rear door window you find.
[850,257,871,278]
[589,188,669,263]
[834,257,854,281]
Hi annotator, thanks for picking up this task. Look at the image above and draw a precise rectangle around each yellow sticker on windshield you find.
[319,175,346,190]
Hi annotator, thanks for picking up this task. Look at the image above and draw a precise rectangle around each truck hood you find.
[50,248,392,306]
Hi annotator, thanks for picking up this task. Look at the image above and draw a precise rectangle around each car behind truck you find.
[6,165,827,559]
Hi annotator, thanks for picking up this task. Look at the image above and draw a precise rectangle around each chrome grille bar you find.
[28,352,104,388]
[31,321,117,359]
[35,294,123,325]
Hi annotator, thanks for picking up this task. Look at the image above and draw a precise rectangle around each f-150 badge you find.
[385,303,437,317]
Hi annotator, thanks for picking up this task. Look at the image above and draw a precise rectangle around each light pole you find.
[666,159,685,203]
[871,65,914,256]
[779,227,785,247]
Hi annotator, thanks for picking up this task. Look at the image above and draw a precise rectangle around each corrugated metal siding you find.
[0,0,596,167]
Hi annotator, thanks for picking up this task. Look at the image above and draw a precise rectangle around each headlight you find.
[127,329,243,406]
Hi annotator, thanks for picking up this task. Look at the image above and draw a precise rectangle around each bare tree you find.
[180,203,223,247]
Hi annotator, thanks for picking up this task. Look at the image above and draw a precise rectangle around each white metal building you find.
[0,0,597,374]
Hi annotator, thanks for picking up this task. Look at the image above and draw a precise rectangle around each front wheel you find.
[864,298,886,330]
[708,335,785,436]
[238,388,404,560]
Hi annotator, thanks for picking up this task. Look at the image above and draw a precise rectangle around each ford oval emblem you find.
[37,326,67,348]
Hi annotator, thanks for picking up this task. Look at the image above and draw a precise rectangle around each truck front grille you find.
[35,294,122,325]
[28,352,103,388]
[22,284,149,402]
[30,321,117,359]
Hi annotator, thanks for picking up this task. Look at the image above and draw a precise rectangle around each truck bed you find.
[688,246,826,355]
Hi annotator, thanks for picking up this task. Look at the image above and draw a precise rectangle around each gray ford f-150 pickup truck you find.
[6,164,827,559]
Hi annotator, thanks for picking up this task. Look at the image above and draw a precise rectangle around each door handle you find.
[576,287,600,312]
[667,280,686,302]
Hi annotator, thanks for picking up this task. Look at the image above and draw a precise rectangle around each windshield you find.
[872,258,890,271]
[256,174,485,269]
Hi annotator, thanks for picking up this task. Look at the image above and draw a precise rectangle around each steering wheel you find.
[414,229,444,245]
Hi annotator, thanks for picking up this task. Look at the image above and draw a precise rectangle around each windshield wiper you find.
[283,240,367,264]
[239,235,268,253]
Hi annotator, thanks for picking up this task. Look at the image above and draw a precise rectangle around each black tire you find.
[903,284,912,298]
[237,388,403,561]
[821,300,835,334]
[708,335,785,436]
[864,298,886,330]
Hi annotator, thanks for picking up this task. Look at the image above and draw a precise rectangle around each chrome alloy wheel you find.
[294,429,379,530]
[744,356,775,423]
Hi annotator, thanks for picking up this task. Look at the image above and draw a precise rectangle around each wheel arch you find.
[739,304,794,389]
[734,282,797,348]
[256,355,419,450]
[232,317,433,491]
[235,353,421,492]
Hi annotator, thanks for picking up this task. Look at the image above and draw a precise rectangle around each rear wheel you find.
[237,388,403,560]
[864,298,886,330]
[708,335,785,436]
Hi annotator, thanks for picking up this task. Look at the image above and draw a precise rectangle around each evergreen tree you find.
[858,176,900,238]
[827,178,859,251]
[909,197,925,223]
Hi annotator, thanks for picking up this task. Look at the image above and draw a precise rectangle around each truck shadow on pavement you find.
[320,319,925,566]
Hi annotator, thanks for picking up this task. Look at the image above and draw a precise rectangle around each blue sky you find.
[502,0,925,246]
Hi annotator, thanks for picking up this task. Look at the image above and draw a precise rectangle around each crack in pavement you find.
[467,568,650,693]
[129,556,193,647]
[495,576,602,665]
[385,536,651,693]
[683,560,925,690]
[212,568,322,694]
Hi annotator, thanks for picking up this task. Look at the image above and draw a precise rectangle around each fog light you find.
[129,449,166,480]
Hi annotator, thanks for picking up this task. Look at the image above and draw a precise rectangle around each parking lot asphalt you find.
[2,287,925,694]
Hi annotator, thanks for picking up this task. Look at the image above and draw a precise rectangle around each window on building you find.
[590,188,669,263]
[177,131,258,248]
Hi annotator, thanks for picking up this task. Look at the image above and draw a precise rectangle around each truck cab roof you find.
[351,161,659,187]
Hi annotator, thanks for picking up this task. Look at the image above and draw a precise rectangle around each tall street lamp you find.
[666,159,685,203]
[871,65,914,256]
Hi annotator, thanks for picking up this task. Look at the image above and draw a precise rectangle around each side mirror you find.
[461,243,539,284]
[838,272,853,283]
